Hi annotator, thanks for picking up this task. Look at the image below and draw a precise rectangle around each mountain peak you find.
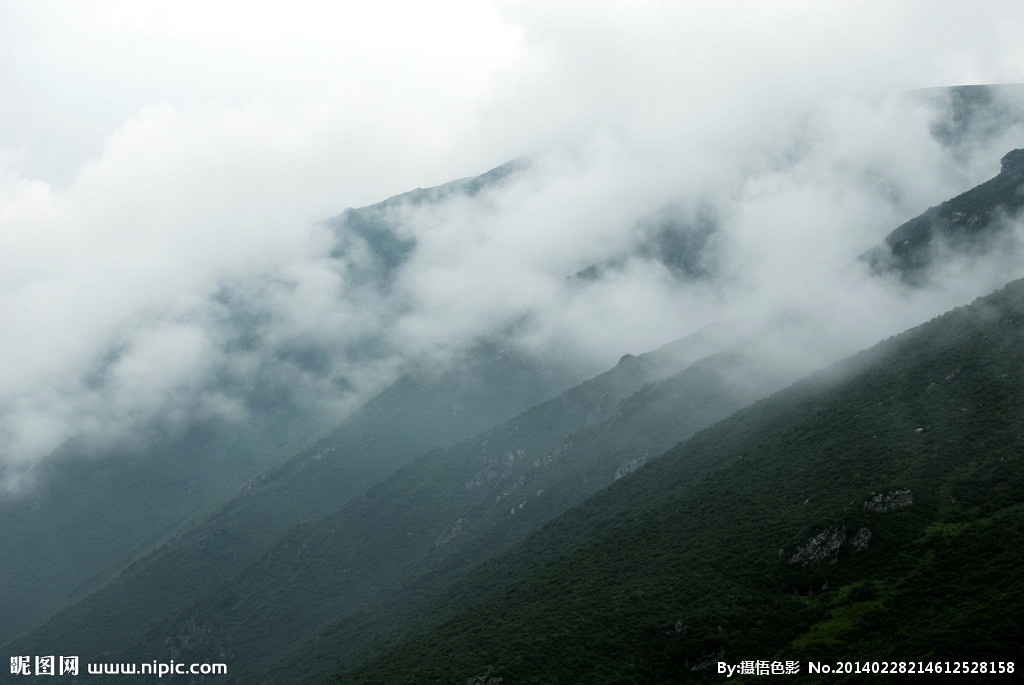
[1001,148,1024,173]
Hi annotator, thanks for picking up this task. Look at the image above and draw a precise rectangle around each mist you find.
[3,1,1024,493]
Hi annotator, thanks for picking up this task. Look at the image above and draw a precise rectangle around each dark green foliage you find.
[333,279,1024,684]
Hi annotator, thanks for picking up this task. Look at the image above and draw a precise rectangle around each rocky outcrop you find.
[788,526,847,566]
[864,490,913,513]
[850,526,872,551]
[435,517,466,548]
[615,454,648,480]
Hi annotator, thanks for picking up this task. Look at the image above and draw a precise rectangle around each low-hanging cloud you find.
[2,1,1024,493]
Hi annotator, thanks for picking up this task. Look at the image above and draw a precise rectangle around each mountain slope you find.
[8,90,1023,677]
[32,322,770,682]
[0,399,325,646]
[261,316,828,681]
[239,144,1024,683]
[15,144,1024,683]
[333,277,1024,685]
[2,340,576,661]
[0,159,545,647]
[863,147,1024,281]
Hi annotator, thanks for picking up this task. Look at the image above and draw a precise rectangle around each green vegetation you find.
[332,279,1024,684]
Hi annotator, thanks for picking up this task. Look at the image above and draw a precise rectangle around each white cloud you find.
[2,1,1024,489]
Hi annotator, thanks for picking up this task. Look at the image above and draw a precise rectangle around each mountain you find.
[925,84,1024,158]
[581,84,1024,288]
[331,276,1024,685]
[0,399,323,646]
[263,146,1021,681]
[0,160,563,647]
[6,87,1023,682]
[17,143,1022,683]
[863,147,1024,281]
[323,159,527,288]
[0,337,579,658]
[7,316,758,678]
[570,203,719,284]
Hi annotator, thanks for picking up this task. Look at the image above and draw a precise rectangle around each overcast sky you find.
[3,1,1023,191]
[3,0,1024,489]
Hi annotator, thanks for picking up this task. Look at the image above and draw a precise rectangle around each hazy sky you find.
[3,1,1023,190]
[3,0,1024,489]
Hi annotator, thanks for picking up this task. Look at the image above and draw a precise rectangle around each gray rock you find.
[788,525,847,566]
[864,489,913,513]
[851,526,872,551]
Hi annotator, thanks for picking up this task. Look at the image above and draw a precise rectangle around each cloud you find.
[2,1,1024,491]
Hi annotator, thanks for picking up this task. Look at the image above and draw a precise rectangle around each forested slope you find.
[334,278,1024,684]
